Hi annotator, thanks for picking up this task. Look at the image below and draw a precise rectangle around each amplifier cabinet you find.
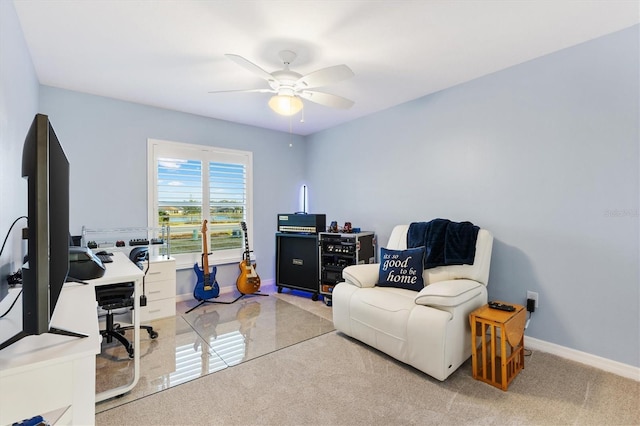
[319,231,376,305]
[275,233,320,301]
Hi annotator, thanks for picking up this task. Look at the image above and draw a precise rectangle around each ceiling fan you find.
[211,50,355,116]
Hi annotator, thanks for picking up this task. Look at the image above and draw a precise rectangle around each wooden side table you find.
[469,302,526,391]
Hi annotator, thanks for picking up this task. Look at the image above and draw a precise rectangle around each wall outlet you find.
[527,290,539,308]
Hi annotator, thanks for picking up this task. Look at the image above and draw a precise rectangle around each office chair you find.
[95,282,158,358]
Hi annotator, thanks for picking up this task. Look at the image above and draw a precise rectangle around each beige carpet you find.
[96,330,639,425]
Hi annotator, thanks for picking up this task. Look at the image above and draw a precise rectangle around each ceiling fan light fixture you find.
[269,94,303,116]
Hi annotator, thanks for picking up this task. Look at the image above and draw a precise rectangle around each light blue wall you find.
[0,0,38,282]
[38,88,306,295]
[306,25,639,367]
[1,1,638,368]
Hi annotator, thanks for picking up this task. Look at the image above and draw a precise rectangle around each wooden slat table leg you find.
[469,303,526,391]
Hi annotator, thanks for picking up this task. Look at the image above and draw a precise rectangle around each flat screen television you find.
[0,113,85,350]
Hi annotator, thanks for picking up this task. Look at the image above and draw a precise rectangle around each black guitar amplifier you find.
[277,213,326,234]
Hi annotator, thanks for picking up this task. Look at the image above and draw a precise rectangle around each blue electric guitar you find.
[193,219,220,301]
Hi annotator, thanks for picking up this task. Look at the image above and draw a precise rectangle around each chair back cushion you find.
[386,224,493,286]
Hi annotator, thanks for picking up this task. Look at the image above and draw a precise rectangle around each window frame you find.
[147,138,253,269]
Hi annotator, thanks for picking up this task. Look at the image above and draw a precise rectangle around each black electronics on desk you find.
[68,246,106,280]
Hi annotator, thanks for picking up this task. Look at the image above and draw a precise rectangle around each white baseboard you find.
[525,336,640,381]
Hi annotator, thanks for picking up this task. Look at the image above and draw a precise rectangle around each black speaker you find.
[275,233,319,296]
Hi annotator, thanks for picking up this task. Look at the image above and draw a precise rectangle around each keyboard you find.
[96,253,113,263]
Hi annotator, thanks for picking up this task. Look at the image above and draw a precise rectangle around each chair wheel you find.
[312,293,319,301]
[149,331,159,339]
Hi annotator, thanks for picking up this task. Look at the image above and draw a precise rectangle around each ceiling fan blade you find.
[299,91,354,109]
[208,88,275,94]
[225,54,275,82]
[295,64,354,89]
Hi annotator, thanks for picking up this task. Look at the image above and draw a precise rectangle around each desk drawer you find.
[140,298,176,321]
[145,279,175,302]
[0,362,73,425]
[145,259,176,282]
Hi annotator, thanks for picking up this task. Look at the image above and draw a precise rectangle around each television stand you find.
[0,327,87,351]
[49,326,88,338]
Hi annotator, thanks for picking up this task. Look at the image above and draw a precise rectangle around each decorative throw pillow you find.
[377,246,425,291]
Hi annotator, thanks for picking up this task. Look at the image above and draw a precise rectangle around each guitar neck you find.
[202,221,209,272]
[241,222,257,269]
[244,230,251,261]
[203,253,209,272]
[203,245,210,271]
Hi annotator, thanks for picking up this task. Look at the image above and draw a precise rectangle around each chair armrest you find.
[342,264,379,288]
[414,279,483,307]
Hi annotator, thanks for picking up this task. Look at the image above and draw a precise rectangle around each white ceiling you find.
[13,0,639,136]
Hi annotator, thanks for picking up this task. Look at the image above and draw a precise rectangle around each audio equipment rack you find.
[319,231,376,306]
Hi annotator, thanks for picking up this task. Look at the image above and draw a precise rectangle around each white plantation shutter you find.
[148,139,253,267]
[209,161,246,252]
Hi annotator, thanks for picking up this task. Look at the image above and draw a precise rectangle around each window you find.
[148,139,253,267]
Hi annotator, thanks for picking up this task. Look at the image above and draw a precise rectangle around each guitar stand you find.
[185,291,268,314]
[185,298,222,314]
[235,291,269,301]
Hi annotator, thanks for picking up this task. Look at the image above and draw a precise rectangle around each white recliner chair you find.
[332,224,493,381]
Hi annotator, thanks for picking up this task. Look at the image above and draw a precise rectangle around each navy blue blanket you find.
[407,219,479,269]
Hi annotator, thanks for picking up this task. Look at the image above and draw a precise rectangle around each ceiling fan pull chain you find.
[288,115,293,147]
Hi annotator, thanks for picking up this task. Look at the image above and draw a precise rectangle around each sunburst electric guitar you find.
[193,220,220,301]
[236,221,261,295]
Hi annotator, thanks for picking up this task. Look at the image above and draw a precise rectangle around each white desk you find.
[0,252,145,425]
[0,283,100,425]
[90,251,144,402]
